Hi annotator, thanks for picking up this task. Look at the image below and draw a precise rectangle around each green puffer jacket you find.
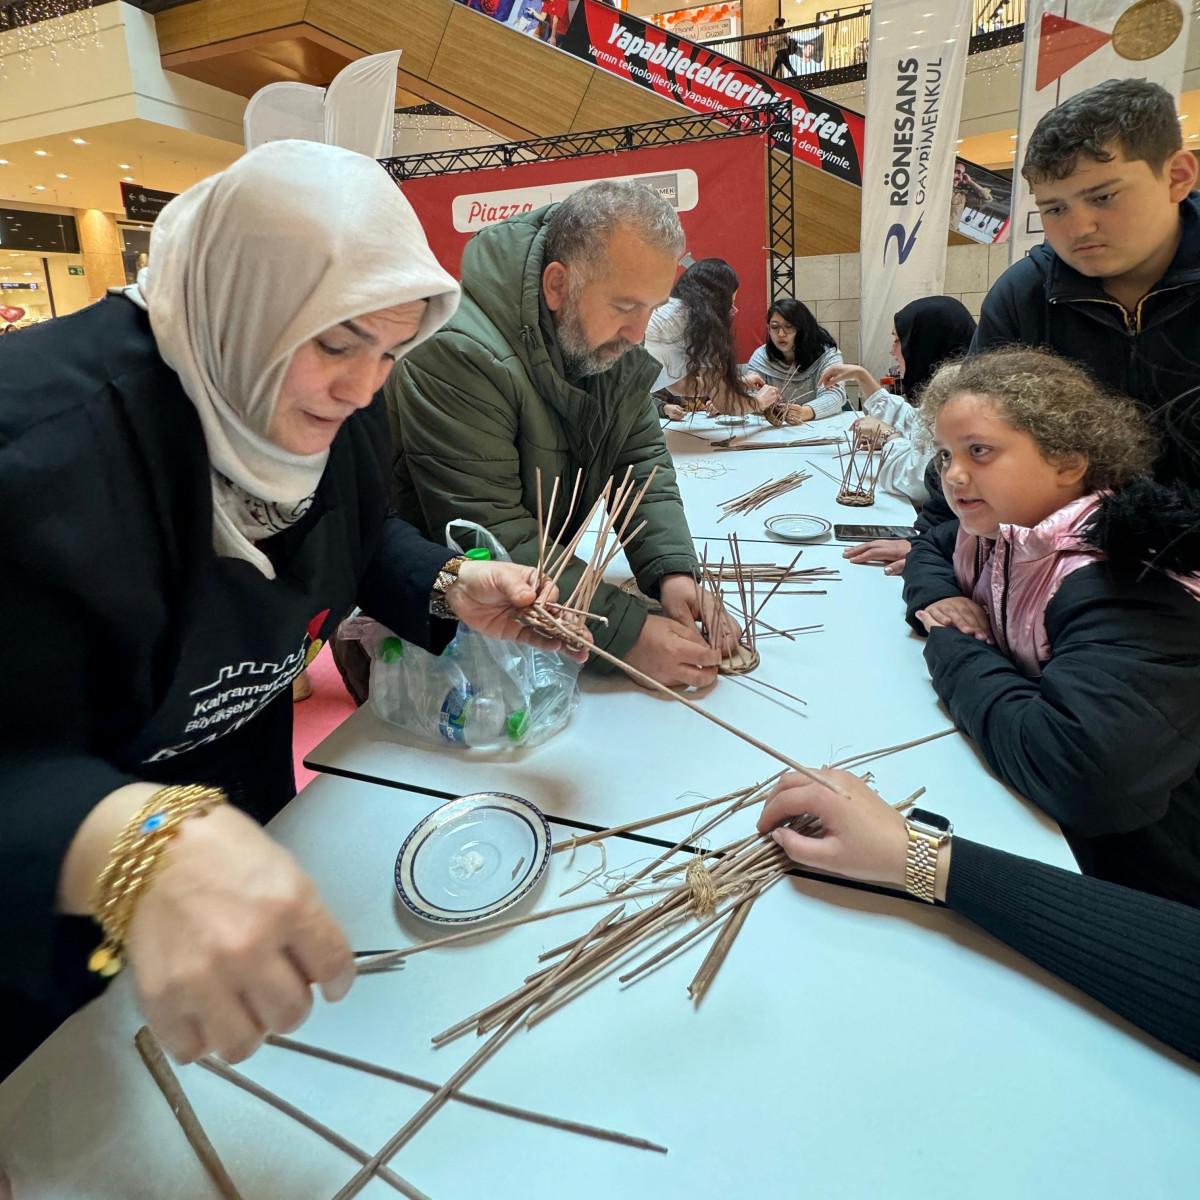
[386,205,698,663]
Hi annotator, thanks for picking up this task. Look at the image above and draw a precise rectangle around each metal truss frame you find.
[382,101,796,304]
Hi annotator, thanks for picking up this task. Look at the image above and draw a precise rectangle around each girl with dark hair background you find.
[746,298,848,424]
[645,258,778,418]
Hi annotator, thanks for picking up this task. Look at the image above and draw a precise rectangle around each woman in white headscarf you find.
[0,141,579,1076]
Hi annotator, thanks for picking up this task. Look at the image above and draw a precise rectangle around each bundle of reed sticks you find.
[717,470,811,521]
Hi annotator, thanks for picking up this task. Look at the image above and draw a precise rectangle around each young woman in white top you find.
[644,258,778,418]
[746,298,848,423]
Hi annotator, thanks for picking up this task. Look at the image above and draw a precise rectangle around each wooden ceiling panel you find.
[302,0,449,79]
[426,4,591,138]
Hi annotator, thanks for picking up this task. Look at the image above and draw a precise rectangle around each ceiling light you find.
[72,137,87,145]
[119,163,131,169]
[0,159,8,165]
[35,150,48,156]
[34,185,46,191]
[56,173,68,179]
[23,272,32,276]
[123,175,134,182]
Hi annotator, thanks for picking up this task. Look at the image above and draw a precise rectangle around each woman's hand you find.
[742,372,767,390]
[842,538,911,575]
[126,805,355,1064]
[662,403,687,422]
[818,362,882,396]
[916,597,993,642]
[754,384,782,412]
[757,769,909,890]
[659,573,742,654]
[851,415,895,445]
[448,560,589,661]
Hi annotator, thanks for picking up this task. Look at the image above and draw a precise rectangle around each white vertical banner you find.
[1010,0,1191,263]
[859,0,974,377]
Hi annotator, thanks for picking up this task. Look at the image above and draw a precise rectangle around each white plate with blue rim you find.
[394,792,551,925]
[764,513,832,543]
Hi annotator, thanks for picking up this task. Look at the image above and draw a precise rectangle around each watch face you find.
[909,807,951,833]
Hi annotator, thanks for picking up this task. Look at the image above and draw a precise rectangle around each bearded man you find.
[381,181,737,687]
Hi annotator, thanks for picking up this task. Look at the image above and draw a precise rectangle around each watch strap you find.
[429,555,467,620]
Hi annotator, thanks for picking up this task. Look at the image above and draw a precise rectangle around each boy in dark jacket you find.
[972,78,1200,487]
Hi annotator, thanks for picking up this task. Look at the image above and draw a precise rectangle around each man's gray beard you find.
[556,293,636,378]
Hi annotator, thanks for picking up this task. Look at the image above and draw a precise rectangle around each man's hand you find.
[658,573,741,653]
[842,538,911,576]
[448,560,589,661]
[757,769,910,891]
[916,596,993,642]
[623,614,721,688]
[127,805,355,1065]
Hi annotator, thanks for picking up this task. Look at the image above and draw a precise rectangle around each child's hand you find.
[915,597,993,642]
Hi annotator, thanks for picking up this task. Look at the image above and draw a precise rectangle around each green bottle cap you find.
[465,547,491,561]
[379,636,405,663]
[507,709,530,741]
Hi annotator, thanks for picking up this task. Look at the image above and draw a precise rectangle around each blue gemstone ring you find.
[140,812,166,834]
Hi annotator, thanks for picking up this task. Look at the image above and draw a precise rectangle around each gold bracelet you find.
[87,784,227,977]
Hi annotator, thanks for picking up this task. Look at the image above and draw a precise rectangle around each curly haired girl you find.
[902,347,1200,907]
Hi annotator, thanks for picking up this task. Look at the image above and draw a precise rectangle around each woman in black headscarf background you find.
[819,296,977,571]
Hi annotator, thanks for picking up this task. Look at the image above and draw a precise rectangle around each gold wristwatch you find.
[904,808,952,903]
[429,555,467,619]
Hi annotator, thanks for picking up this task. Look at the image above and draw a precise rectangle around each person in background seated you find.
[972,77,1200,489]
[645,258,778,418]
[386,182,740,692]
[820,296,976,561]
[761,769,1200,1064]
[903,348,1200,907]
[744,298,848,425]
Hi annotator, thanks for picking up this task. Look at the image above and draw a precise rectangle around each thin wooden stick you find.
[734,675,807,706]
[826,727,957,770]
[330,1019,524,1200]
[133,1027,245,1200]
[352,885,679,971]
[195,1056,428,1200]
[264,1036,666,1154]
[688,886,762,1002]
[550,783,761,852]
[805,458,843,485]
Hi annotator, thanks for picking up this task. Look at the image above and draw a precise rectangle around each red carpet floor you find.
[292,643,357,789]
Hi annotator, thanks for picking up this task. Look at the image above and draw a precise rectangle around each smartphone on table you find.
[833,524,919,542]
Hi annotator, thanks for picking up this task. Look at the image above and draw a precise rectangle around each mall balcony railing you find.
[702,0,1026,87]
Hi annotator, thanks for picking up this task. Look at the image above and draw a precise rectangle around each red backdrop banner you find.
[397,134,769,362]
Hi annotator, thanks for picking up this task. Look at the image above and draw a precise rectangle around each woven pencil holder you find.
[87,783,227,977]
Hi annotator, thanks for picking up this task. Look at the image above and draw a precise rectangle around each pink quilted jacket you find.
[952,494,1104,678]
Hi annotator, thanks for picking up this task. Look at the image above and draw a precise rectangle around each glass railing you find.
[703,0,1025,80]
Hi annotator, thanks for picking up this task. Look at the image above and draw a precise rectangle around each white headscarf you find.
[128,139,459,578]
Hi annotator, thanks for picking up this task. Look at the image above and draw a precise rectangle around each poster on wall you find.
[396,134,769,361]
[859,0,975,374]
[561,0,865,185]
[951,158,1012,244]
[1010,0,1190,261]
[648,4,742,41]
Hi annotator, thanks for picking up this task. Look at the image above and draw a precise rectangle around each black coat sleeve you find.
[946,839,1200,1063]
[356,513,456,652]
[901,518,963,631]
[913,460,955,536]
[920,573,1200,838]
